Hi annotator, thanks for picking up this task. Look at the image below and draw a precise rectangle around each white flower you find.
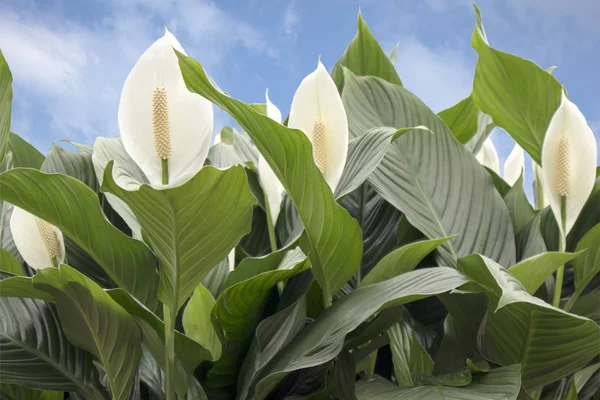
[227,248,235,272]
[541,93,597,235]
[118,28,213,186]
[10,206,65,269]
[475,138,500,175]
[503,143,525,186]
[258,90,285,224]
[288,60,349,192]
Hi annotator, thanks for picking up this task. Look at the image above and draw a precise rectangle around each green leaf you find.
[574,363,600,393]
[567,176,600,251]
[0,274,54,301]
[438,95,494,147]
[102,163,255,311]
[0,248,22,275]
[335,126,431,199]
[202,247,310,397]
[388,42,399,65]
[515,212,547,260]
[562,291,600,325]
[202,256,231,299]
[389,315,434,386]
[504,174,536,234]
[6,132,45,169]
[356,365,522,399]
[182,283,221,360]
[0,384,63,400]
[33,265,141,400]
[0,293,105,397]
[471,5,563,164]
[253,267,469,399]
[332,12,402,91]
[334,350,358,400]
[359,236,452,287]
[459,254,600,389]
[341,71,515,268]
[508,251,583,294]
[0,50,12,163]
[0,168,159,310]
[568,223,600,308]
[177,52,363,304]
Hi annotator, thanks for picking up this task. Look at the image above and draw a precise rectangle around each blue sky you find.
[1,0,598,194]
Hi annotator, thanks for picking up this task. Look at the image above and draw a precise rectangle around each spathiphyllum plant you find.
[1,5,600,400]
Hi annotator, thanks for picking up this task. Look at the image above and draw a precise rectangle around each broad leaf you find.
[177,52,363,304]
[0,248,22,275]
[331,12,402,91]
[0,294,105,397]
[182,283,221,360]
[103,163,255,311]
[360,237,452,287]
[503,174,536,234]
[253,267,469,399]
[0,50,12,163]
[33,265,142,400]
[438,94,494,148]
[356,365,522,399]
[508,251,583,294]
[471,5,563,164]
[567,223,600,309]
[6,132,45,169]
[515,212,547,260]
[0,275,54,301]
[202,248,310,397]
[341,71,515,268]
[389,315,434,386]
[0,168,159,310]
[567,176,600,251]
[459,254,600,389]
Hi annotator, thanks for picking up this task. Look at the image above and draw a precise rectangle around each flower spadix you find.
[503,143,524,185]
[541,93,597,235]
[258,90,285,223]
[475,138,500,175]
[288,60,348,192]
[118,28,213,186]
[10,206,65,269]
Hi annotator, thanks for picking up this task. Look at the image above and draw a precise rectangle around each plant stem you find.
[161,159,176,400]
[264,196,278,253]
[552,196,568,307]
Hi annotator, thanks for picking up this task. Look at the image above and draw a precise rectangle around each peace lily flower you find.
[503,143,524,186]
[475,138,500,175]
[258,90,285,224]
[10,206,65,269]
[288,60,349,192]
[118,28,213,186]
[542,93,597,237]
[532,161,548,209]
[227,249,235,272]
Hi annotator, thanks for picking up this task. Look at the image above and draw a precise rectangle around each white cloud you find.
[282,0,300,38]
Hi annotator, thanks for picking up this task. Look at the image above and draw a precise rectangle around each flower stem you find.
[552,196,568,307]
[161,158,176,400]
[264,196,278,253]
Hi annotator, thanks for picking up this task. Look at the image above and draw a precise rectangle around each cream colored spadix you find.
[10,206,65,269]
[475,138,500,175]
[258,89,285,224]
[118,28,213,186]
[503,143,524,185]
[288,60,349,192]
[541,93,597,235]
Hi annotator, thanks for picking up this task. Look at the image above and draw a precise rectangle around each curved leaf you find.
[102,163,255,311]
[0,168,159,310]
[6,132,44,169]
[33,265,142,400]
[341,71,516,268]
[438,94,494,149]
[0,248,22,275]
[0,275,54,301]
[508,251,583,294]
[253,267,469,399]
[567,223,600,309]
[177,52,363,304]
[471,5,562,164]
[389,316,434,386]
[182,284,221,360]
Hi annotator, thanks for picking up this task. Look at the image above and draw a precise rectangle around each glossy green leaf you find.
[332,12,402,91]
[0,168,159,310]
[6,132,45,169]
[177,52,363,304]
[0,248,22,275]
[0,274,54,301]
[341,71,515,268]
[203,247,310,397]
[0,293,105,397]
[356,365,522,400]
[389,316,434,386]
[33,265,141,400]
[360,236,452,287]
[438,94,494,148]
[253,267,469,399]
[103,163,254,310]
[508,251,583,294]
[0,50,12,163]
[471,5,563,164]
[335,125,431,199]
[182,283,221,360]
[459,254,600,389]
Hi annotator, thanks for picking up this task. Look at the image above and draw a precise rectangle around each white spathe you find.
[541,93,597,236]
[118,28,213,187]
[10,206,65,269]
[288,60,349,192]
[475,138,500,175]
[227,248,235,272]
[258,90,285,224]
[503,143,525,185]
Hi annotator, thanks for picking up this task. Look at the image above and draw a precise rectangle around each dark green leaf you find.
[388,315,433,386]
[438,94,494,148]
[504,174,536,234]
